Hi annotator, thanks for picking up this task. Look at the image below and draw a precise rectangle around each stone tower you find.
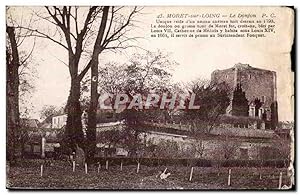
[211,63,278,127]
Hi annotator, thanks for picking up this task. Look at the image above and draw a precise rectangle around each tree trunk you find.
[112,110,117,120]
[87,60,98,161]
[6,26,20,163]
[86,6,109,162]
[64,78,83,151]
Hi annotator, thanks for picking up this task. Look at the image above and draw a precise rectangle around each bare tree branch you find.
[20,38,36,65]
[78,6,109,81]
[101,7,138,48]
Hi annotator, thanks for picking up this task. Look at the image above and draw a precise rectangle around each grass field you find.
[7,159,292,190]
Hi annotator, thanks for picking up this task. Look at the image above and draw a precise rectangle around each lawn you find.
[7,159,292,190]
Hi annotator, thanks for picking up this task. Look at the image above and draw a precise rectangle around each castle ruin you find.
[211,63,278,129]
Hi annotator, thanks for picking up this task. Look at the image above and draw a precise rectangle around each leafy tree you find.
[231,83,249,117]
[40,105,60,120]
[97,126,124,155]
[184,80,230,133]
[97,62,128,119]
[121,51,177,156]
[125,50,176,94]
[155,140,182,158]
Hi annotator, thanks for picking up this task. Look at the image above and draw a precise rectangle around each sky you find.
[8,6,294,121]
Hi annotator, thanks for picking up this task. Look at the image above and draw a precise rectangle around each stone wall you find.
[141,130,277,160]
[211,63,277,109]
[210,127,275,139]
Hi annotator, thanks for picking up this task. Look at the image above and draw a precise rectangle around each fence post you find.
[137,162,140,173]
[41,137,46,158]
[85,163,88,174]
[278,172,282,189]
[40,164,44,177]
[120,161,123,171]
[228,169,231,186]
[106,160,109,170]
[72,161,76,172]
[259,172,262,180]
[189,167,194,182]
[97,163,101,173]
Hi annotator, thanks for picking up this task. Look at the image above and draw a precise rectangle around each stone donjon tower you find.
[211,63,278,128]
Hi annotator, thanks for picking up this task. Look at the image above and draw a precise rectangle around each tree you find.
[190,139,205,158]
[231,83,249,116]
[18,58,38,118]
[222,139,239,160]
[6,8,38,161]
[125,50,175,94]
[271,101,279,129]
[120,51,177,157]
[154,140,182,158]
[96,52,174,115]
[14,6,139,155]
[87,6,142,160]
[96,62,128,119]
[97,126,124,156]
[6,26,21,162]
[40,105,60,120]
[121,109,145,157]
[14,6,109,152]
[13,6,143,158]
[184,80,230,134]
[82,50,177,157]
[273,135,291,163]
[16,41,38,118]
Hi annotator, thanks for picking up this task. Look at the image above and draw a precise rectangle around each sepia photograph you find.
[5,5,295,190]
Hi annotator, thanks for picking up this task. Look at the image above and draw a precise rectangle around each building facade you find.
[52,114,67,129]
[211,63,278,128]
